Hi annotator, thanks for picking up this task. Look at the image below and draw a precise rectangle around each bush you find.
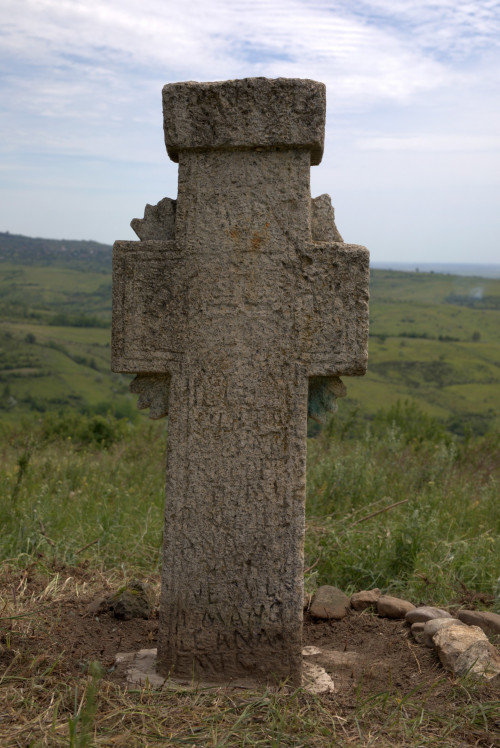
[39,412,130,448]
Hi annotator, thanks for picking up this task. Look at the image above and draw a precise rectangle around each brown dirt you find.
[1,564,499,746]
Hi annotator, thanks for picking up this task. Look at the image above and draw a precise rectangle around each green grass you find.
[305,403,500,604]
[1,415,165,569]
[0,323,133,419]
[369,268,500,307]
[1,406,499,606]
[1,409,499,747]
[0,263,112,323]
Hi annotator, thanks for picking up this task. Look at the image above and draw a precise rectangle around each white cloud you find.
[357,135,500,151]
[1,0,499,260]
[1,0,473,105]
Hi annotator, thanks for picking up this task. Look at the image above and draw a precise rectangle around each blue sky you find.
[1,0,499,262]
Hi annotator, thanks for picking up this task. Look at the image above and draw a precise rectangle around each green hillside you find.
[1,232,499,432]
[346,269,500,433]
[0,233,131,419]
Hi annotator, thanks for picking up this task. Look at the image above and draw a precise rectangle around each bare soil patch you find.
[1,564,499,747]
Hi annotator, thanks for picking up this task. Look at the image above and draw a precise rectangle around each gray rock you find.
[311,194,343,242]
[350,588,381,611]
[454,640,500,680]
[308,376,346,423]
[162,78,326,166]
[423,617,466,648]
[310,586,350,620]
[377,595,415,619]
[108,581,155,620]
[131,197,176,241]
[457,609,500,637]
[411,622,426,644]
[433,624,500,680]
[129,373,170,420]
[406,606,452,624]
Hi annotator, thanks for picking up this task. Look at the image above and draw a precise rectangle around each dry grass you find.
[1,564,499,747]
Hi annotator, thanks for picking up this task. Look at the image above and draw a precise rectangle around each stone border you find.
[306,586,500,681]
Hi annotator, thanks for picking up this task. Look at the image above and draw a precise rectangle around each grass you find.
[1,416,165,569]
[305,402,500,603]
[0,323,133,420]
[2,404,499,599]
[1,407,499,745]
[0,262,112,322]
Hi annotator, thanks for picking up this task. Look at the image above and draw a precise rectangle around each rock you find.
[411,622,426,644]
[457,610,500,637]
[433,624,487,669]
[434,624,500,680]
[455,640,500,680]
[302,661,336,694]
[131,197,176,241]
[351,589,381,611]
[311,194,343,242]
[302,646,322,656]
[377,595,415,619]
[406,606,452,624]
[108,580,155,620]
[310,586,350,620]
[423,618,466,648]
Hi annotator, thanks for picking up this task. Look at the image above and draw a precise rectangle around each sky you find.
[1,0,499,263]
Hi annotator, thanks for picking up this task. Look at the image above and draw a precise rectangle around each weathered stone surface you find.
[311,194,343,242]
[131,197,176,240]
[302,645,322,656]
[411,622,426,644]
[116,649,166,689]
[457,609,500,637]
[454,640,500,680]
[108,581,154,621]
[129,374,170,420]
[112,77,369,686]
[308,376,346,423]
[423,617,465,648]
[377,595,415,619]
[162,78,326,165]
[433,624,500,679]
[351,588,381,611]
[302,661,336,693]
[406,606,452,624]
[310,586,350,620]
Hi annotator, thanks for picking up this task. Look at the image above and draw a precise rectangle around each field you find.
[1,234,499,745]
[1,234,499,433]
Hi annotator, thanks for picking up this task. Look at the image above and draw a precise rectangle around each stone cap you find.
[163,77,325,165]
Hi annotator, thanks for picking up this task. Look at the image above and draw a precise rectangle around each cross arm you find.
[111,240,186,374]
[298,242,370,377]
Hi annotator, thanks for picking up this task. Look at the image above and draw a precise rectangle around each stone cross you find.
[112,78,369,687]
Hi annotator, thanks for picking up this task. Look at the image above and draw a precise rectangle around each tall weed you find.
[306,403,500,603]
[1,405,499,606]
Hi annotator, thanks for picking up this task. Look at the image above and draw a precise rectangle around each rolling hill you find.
[1,231,499,433]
